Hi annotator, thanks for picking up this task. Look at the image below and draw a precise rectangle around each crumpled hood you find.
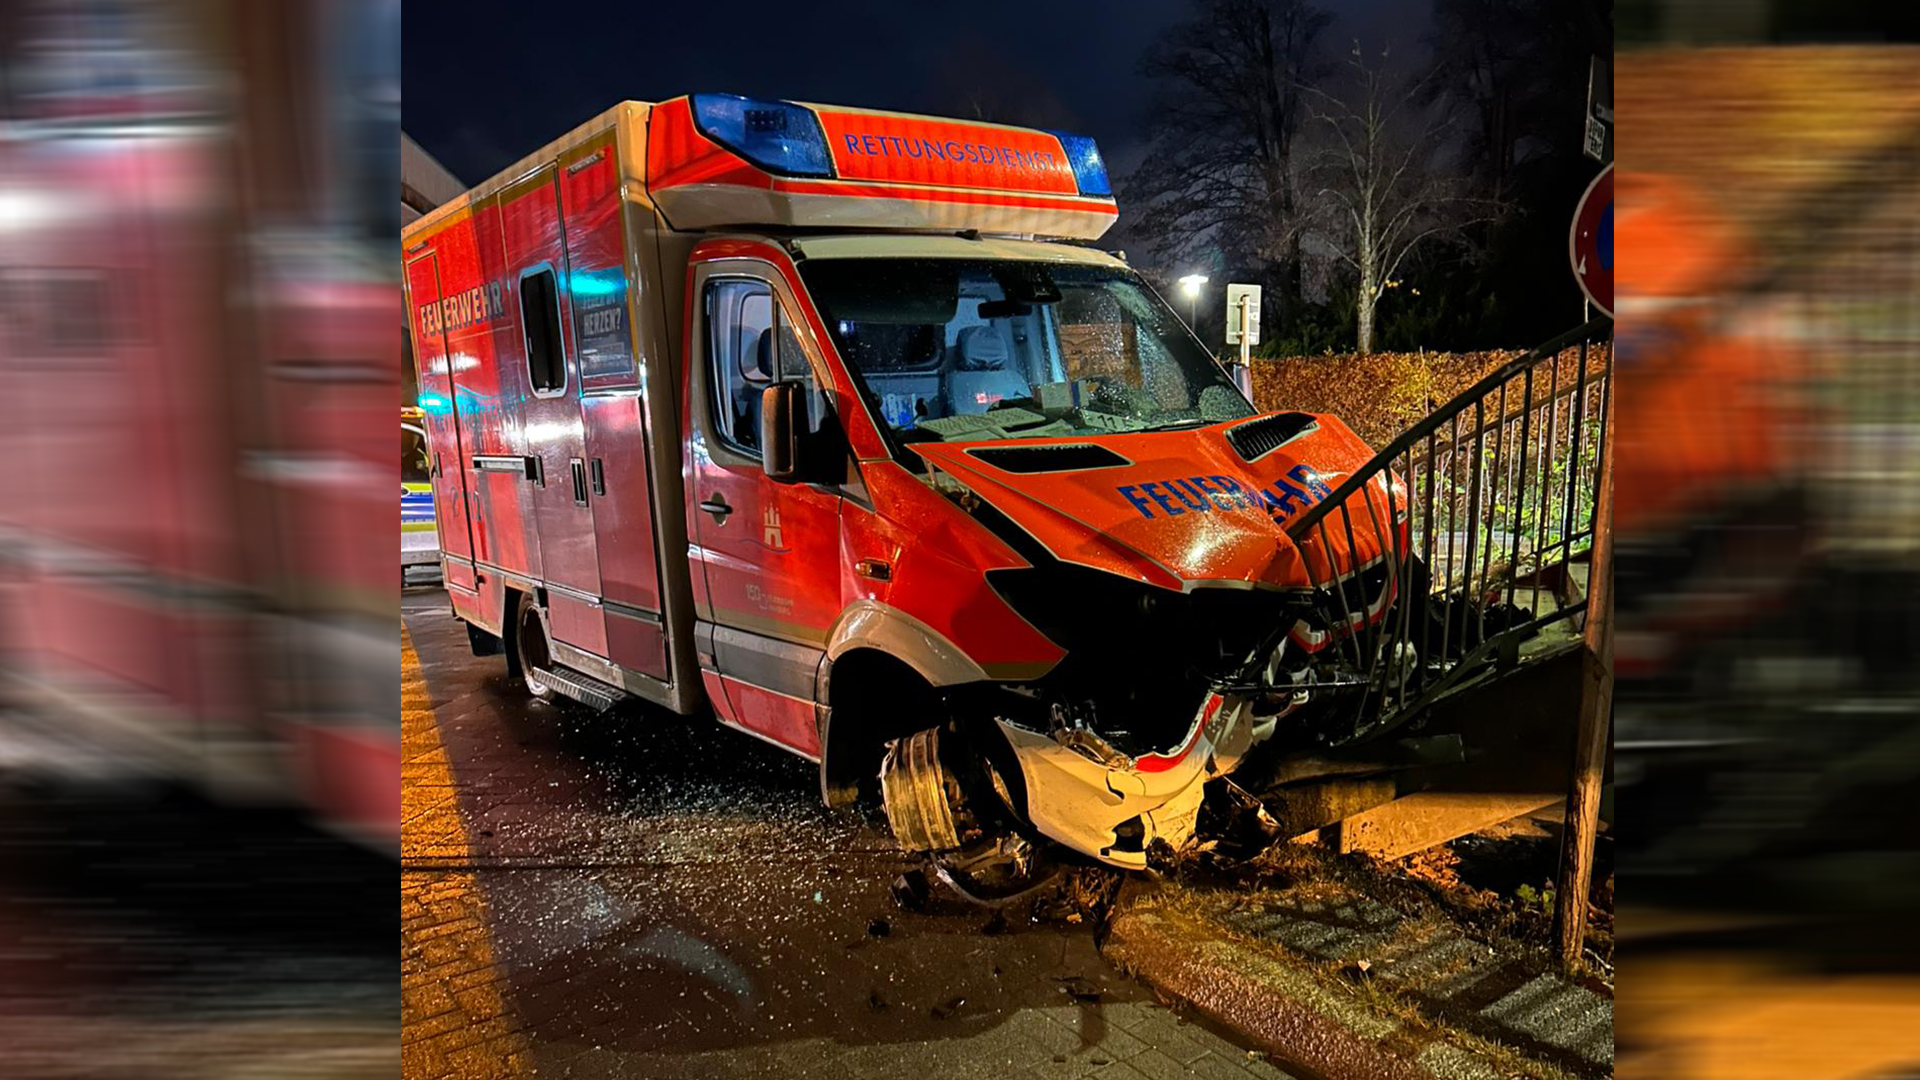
[910,412,1397,592]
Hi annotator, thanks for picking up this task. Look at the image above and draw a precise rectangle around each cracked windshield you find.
[799,258,1255,444]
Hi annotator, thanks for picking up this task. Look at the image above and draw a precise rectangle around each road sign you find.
[1225,283,1261,346]
[1583,55,1611,164]
[1224,283,1261,401]
[1570,164,1612,318]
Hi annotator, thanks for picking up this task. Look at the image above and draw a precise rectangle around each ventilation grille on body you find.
[966,443,1129,473]
[1225,412,1317,461]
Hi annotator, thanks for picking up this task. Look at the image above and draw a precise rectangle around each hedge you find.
[1250,344,1614,450]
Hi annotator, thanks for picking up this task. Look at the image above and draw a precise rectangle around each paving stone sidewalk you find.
[1106,878,1613,1080]
[1214,890,1612,1074]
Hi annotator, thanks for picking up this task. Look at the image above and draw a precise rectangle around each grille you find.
[1225,412,1317,461]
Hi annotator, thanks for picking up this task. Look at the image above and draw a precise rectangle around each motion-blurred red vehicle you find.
[1612,171,1815,689]
[0,0,398,850]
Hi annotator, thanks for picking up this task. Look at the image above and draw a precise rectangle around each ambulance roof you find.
[646,94,1118,242]
[402,102,630,241]
[790,234,1127,268]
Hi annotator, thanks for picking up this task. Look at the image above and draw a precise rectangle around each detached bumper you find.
[994,695,1251,869]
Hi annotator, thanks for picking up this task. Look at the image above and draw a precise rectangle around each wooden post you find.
[1555,366,1615,973]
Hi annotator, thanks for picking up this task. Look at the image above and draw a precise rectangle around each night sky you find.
[403,0,1432,189]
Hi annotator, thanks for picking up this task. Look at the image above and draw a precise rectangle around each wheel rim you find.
[518,606,551,696]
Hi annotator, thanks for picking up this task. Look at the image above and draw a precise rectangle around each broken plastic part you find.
[932,834,1063,905]
[891,869,931,910]
[1047,699,1133,768]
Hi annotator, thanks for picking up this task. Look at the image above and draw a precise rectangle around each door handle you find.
[570,458,589,506]
[699,494,732,524]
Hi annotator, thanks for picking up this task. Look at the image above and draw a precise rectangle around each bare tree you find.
[1302,43,1496,353]
[1125,0,1333,335]
[1421,0,1602,202]
[1419,0,1527,201]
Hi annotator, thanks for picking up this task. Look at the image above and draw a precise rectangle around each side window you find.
[520,267,565,393]
[402,424,431,483]
[707,279,823,453]
[708,279,773,453]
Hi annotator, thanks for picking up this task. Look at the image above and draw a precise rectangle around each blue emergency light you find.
[1049,131,1112,197]
[690,93,835,179]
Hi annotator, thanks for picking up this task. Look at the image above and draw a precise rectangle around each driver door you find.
[686,267,842,756]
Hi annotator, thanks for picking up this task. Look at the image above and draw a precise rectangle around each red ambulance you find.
[404,95,1401,886]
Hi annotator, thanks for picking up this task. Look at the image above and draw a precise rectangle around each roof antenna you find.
[957,229,982,241]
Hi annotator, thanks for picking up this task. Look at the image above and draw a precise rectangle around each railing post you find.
[1554,351,1614,974]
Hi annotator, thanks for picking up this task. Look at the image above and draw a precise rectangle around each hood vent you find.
[1225,411,1317,462]
[966,443,1129,474]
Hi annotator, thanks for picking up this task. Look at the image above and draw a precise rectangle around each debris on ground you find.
[1390,814,1616,965]
[1174,807,1614,968]
[1193,778,1283,859]
[1395,843,1475,894]
[1054,974,1104,1004]
[891,869,930,911]
[1027,865,1124,928]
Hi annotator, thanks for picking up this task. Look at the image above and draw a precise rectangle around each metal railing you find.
[1284,317,1615,744]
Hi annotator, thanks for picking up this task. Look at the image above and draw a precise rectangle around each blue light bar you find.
[690,93,834,179]
[1050,132,1111,197]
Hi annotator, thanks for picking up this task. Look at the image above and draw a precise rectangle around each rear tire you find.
[513,592,556,703]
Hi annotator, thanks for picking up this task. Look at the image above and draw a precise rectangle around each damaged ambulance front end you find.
[883,418,1406,882]
[791,245,1410,891]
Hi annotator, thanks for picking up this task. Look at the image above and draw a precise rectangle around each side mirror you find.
[760,381,803,482]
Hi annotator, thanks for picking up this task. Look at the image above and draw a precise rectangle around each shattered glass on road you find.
[401,586,1293,1079]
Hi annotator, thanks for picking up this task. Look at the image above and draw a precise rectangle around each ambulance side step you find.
[530,666,627,713]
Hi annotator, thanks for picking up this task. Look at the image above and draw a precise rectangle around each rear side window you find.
[520,267,565,393]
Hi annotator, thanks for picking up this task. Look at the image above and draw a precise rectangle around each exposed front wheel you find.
[880,725,1064,903]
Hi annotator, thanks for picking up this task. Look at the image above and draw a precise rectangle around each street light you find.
[1177,273,1209,329]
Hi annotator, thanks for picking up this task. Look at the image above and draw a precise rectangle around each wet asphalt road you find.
[401,584,1293,1079]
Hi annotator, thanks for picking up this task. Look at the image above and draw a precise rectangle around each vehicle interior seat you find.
[945,325,1028,415]
[733,327,775,449]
